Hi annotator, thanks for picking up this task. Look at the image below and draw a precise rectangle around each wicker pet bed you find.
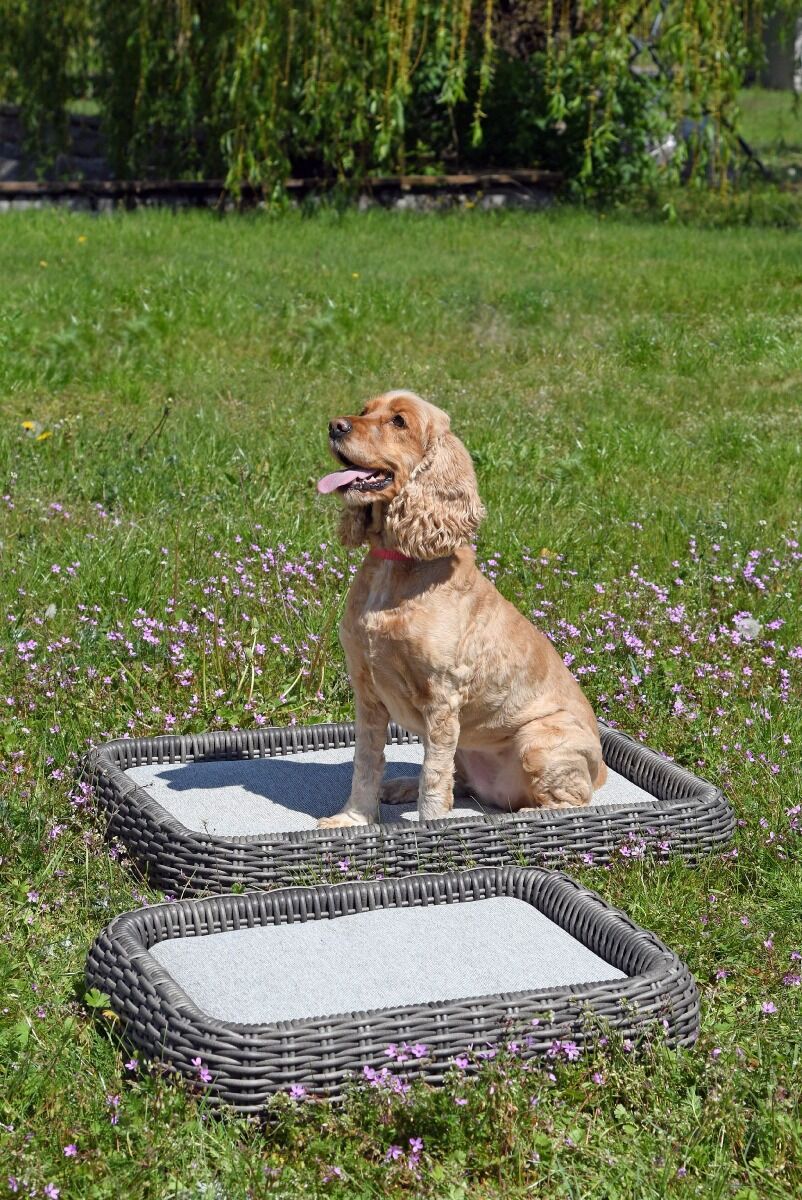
[86,867,699,1109]
[83,721,732,895]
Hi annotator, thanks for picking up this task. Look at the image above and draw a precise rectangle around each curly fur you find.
[385,433,486,560]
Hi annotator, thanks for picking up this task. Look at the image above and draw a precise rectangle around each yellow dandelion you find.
[21,419,49,439]
[539,547,553,559]
[39,260,48,268]
[351,272,360,279]
[77,235,87,244]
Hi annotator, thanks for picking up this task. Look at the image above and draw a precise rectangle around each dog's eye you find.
[391,414,406,429]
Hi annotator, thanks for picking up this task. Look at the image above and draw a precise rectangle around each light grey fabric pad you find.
[127,742,658,837]
[151,896,626,1024]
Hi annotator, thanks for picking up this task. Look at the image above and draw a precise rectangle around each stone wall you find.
[0,103,559,210]
[0,172,560,213]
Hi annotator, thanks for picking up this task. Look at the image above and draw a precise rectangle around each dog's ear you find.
[386,433,485,560]
[336,506,370,548]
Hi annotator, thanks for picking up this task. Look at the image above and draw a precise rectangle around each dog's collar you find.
[370,546,417,564]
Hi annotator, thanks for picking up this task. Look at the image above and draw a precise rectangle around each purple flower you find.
[761,1001,778,1015]
[63,1143,78,1157]
[322,1166,343,1183]
[44,1187,60,1200]
[547,1039,581,1062]
[124,1058,138,1072]
[453,1054,469,1070]
[190,1057,213,1084]
[288,1083,307,1101]
[385,1145,404,1162]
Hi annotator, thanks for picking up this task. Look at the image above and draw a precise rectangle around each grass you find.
[0,206,800,1199]
[737,86,802,180]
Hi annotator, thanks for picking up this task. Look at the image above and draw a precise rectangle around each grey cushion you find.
[127,742,656,838]
[151,895,626,1024]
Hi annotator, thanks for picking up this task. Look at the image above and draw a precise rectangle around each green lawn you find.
[738,86,802,179]
[0,208,800,1199]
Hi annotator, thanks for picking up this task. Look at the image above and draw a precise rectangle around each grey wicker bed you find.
[85,867,700,1110]
[82,720,732,895]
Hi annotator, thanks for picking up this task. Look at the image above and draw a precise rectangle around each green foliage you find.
[0,0,92,164]
[0,4,797,194]
[87,0,489,187]
[4,2,802,189]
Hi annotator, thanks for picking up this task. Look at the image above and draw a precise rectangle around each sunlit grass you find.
[0,208,800,1199]
[738,86,802,178]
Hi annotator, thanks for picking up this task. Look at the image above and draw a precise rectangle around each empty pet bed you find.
[85,866,700,1109]
[83,721,733,895]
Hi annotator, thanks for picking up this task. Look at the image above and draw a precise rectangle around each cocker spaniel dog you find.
[316,389,606,828]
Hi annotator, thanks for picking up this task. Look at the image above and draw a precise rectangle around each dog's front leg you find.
[418,707,460,822]
[317,696,389,828]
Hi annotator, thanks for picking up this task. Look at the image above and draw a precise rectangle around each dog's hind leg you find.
[514,717,599,810]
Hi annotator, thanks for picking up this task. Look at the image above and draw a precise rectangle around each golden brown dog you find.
[316,389,606,827]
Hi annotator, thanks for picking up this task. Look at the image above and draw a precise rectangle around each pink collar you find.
[370,546,417,564]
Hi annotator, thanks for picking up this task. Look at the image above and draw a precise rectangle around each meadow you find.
[0,207,800,1199]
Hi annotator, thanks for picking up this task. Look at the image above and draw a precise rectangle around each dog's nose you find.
[329,418,352,440]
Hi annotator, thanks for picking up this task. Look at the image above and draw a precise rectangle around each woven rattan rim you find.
[85,866,700,1109]
[82,720,733,894]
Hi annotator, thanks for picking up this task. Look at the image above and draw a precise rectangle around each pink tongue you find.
[316,468,374,495]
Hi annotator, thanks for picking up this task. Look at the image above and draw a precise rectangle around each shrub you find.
[0,1,796,196]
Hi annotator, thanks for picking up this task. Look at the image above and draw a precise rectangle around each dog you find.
[315,390,606,827]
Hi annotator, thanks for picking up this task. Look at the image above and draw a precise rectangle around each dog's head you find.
[318,390,485,559]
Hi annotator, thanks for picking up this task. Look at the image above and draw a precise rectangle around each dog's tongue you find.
[317,468,374,494]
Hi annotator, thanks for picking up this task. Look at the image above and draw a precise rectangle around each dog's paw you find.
[317,811,373,829]
[378,776,420,805]
[529,785,592,810]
